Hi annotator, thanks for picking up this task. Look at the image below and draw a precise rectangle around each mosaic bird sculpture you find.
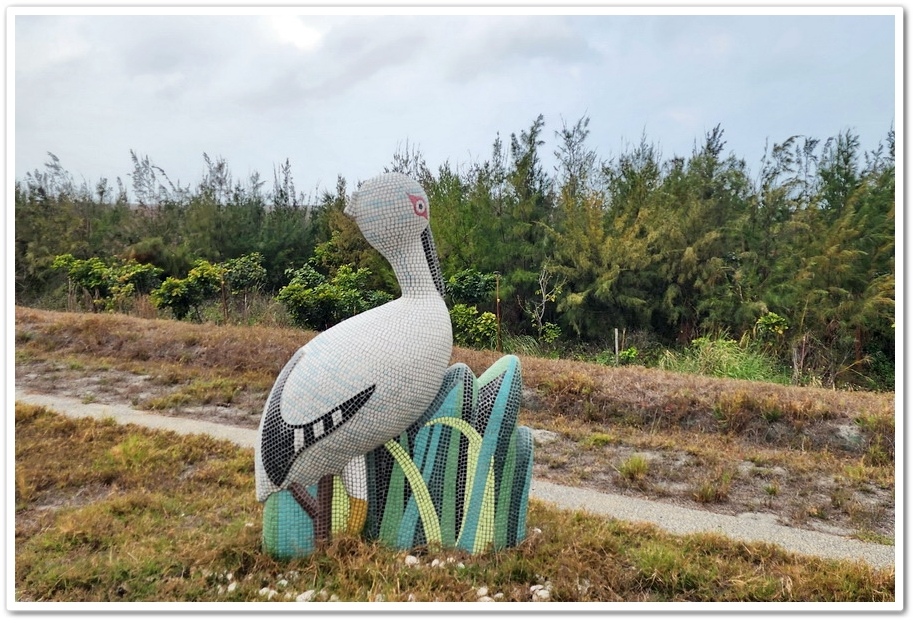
[254,172,453,541]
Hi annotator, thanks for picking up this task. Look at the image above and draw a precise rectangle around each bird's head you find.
[345,172,431,251]
[345,172,445,296]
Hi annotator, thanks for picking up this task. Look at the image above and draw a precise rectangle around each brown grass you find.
[455,343,894,463]
[15,305,311,377]
[14,306,896,540]
[16,306,894,457]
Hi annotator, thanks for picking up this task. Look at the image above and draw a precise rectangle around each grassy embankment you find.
[13,307,896,602]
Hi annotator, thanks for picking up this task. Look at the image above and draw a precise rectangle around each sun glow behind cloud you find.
[267,15,325,52]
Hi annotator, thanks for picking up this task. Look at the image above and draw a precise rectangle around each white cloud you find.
[14,16,92,74]
[266,15,325,52]
[664,107,702,127]
[439,16,598,83]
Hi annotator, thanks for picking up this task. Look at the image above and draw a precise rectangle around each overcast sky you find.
[11,6,899,201]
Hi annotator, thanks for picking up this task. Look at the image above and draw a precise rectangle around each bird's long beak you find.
[421,225,446,298]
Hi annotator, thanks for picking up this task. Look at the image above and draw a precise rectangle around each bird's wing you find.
[260,360,376,489]
[270,332,386,420]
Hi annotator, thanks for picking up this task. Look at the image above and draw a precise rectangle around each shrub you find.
[445,268,496,307]
[618,346,639,365]
[449,303,498,349]
[596,346,639,366]
[150,277,193,320]
[151,259,222,321]
[223,252,267,298]
[53,254,163,313]
[754,311,789,352]
[276,264,393,331]
[538,321,562,345]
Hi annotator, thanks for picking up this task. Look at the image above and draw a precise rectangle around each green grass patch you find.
[658,336,791,384]
[582,432,615,448]
[616,454,650,483]
[142,377,243,410]
[855,531,894,546]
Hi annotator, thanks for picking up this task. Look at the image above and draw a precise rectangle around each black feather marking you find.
[421,226,446,297]
[262,379,376,488]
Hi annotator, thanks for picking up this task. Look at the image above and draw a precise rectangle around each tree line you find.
[14,115,895,389]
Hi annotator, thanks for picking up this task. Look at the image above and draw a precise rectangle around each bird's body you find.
[254,172,453,519]
[255,293,451,500]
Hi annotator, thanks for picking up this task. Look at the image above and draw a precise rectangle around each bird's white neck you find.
[388,237,442,299]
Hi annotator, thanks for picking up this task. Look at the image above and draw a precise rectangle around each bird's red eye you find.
[408,193,428,219]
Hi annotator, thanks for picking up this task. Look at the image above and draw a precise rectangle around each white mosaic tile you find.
[255,172,452,504]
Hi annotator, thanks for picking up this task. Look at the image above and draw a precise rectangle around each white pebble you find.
[226,581,238,593]
[404,555,419,567]
[476,586,489,597]
[478,596,493,602]
[259,587,278,599]
[328,594,340,602]
[533,588,551,601]
[277,579,288,587]
[430,558,441,568]
[296,589,316,602]
[494,592,504,600]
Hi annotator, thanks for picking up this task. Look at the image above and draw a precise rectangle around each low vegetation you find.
[14,404,894,603]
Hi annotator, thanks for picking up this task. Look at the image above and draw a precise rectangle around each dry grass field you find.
[12,306,898,603]
[14,306,895,542]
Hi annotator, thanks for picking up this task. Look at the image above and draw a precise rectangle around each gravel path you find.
[14,390,896,570]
